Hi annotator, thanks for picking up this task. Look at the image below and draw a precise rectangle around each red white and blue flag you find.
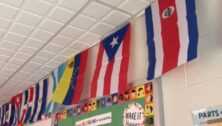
[90,23,131,98]
[145,0,198,80]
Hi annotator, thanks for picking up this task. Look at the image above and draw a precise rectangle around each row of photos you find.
[53,82,155,125]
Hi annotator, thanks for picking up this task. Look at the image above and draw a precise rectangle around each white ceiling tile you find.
[99,0,125,7]
[44,0,58,3]
[1,0,24,8]
[79,32,101,45]
[40,18,63,33]
[9,58,26,65]
[13,52,32,61]
[20,67,37,73]
[70,14,96,30]
[69,41,88,51]
[10,22,34,36]
[32,29,54,41]
[25,0,52,16]
[40,66,53,72]
[25,62,42,69]
[60,48,77,57]
[53,55,67,63]
[0,55,10,62]
[60,26,83,39]
[37,50,56,59]
[4,63,21,70]
[83,2,111,19]
[0,68,15,76]
[0,41,20,51]
[17,11,42,27]
[0,47,14,57]
[18,46,38,55]
[50,35,72,47]
[43,43,64,53]
[0,3,18,19]
[0,29,5,38]
[119,0,148,14]
[49,7,75,23]
[30,56,48,65]
[34,70,50,77]
[90,22,115,36]
[25,38,46,49]
[60,0,88,11]
[45,61,61,68]
[4,32,26,44]
[103,11,130,26]
[0,17,11,29]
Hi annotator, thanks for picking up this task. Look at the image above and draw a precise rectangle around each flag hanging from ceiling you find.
[11,93,23,125]
[19,86,35,124]
[90,23,131,98]
[52,50,88,105]
[44,64,65,114]
[145,0,198,80]
[29,79,48,122]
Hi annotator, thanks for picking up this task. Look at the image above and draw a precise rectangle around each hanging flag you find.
[19,86,35,124]
[52,50,88,105]
[145,0,198,80]
[11,93,23,125]
[29,79,48,122]
[90,23,131,98]
[44,63,65,114]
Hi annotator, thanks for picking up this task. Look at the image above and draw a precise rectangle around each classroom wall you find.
[161,0,222,126]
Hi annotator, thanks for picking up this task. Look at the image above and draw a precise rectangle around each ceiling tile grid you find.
[0,0,151,104]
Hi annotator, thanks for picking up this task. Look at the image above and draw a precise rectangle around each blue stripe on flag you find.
[145,7,156,80]
[186,0,199,61]
[30,84,40,122]
[37,79,48,120]
[63,55,81,105]
[9,104,15,126]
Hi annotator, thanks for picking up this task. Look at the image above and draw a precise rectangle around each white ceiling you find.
[0,0,150,104]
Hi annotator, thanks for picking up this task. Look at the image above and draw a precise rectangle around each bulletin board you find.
[57,83,155,126]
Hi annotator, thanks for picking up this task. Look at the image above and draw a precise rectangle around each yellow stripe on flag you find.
[52,57,75,104]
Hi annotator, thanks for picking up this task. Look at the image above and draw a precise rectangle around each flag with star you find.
[52,49,88,105]
[90,23,131,98]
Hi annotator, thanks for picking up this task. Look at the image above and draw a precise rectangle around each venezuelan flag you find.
[52,50,88,105]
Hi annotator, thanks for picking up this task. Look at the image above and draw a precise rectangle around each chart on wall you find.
[57,83,155,126]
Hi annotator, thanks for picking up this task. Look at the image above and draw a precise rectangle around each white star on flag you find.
[110,37,119,48]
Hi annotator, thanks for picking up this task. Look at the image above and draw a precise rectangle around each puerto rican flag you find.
[145,0,199,80]
[90,23,131,98]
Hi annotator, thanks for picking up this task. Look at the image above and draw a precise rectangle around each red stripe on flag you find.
[29,87,34,102]
[20,109,27,123]
[103,60,114,96]
[158,0,180,74]
[118,25,131,93]
[72,50,88,104]
[90,43,104,98]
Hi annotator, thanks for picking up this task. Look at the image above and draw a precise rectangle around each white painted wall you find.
[161,0,222,126]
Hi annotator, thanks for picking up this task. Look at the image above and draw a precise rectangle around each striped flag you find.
[52,50,88,105]
[29,79,48,122]
[11,93,23,125]
[145,0,198,80]
[44,64,65,114]
[90,23,131,98]
[19,87,35,124]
